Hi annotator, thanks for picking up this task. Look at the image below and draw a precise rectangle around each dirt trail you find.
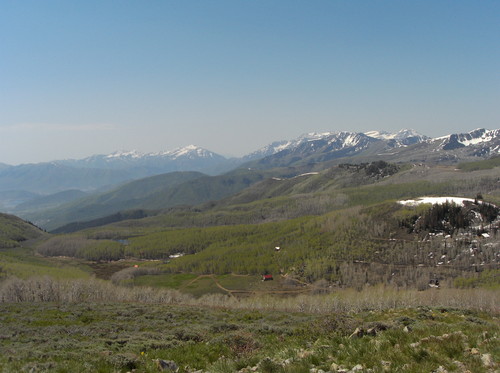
[183,274,311,297]
[181,274,213,289]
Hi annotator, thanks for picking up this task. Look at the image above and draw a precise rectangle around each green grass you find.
[134,272,198,288]
[0,212,46,247]
[0,247,91,280]
[0,303,497,372]
[458,156,500,171]
[454,269,500,290]
[217,274,260,291]
[181,276,227,297]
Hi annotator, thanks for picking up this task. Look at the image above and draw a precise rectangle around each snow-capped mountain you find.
[56,145,227,172]
[162,145,221,160]
[243,132,342,161]
[365,128,421,140]
[243,128,500,169]
[251,129,427,161]
[365,129,429,146]
[435,128,500,154]
[0,145,232,194]
[1,127,500,196]
[245,131,381,168]
[246,129,429,163]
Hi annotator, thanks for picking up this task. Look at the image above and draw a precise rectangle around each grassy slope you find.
[458,155,500,171]
[0,247,91,280]
[0,302,497,372]
[0,212,91,280]
[0,212,46,247]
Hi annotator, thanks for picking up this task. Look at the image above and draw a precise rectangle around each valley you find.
[0,128,499,372]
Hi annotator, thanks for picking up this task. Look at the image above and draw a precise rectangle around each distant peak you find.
[105,150,143,159]
[299,132,336,140]
[365,129,427,140]
[159,145,220,160]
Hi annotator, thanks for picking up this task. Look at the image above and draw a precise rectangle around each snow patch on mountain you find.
[159,145,218,160]
[105,150,144,159]
[399,196,476,206]
[436,129,500,152]
[92,145,219,162]
[365,129,429,146]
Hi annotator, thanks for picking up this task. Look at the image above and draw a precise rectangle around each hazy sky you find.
[1,1,499,164]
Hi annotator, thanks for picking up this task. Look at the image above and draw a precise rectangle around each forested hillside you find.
[24,169,276,231]
[30,159,500,291]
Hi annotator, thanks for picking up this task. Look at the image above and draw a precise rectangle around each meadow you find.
[0,280,498,372]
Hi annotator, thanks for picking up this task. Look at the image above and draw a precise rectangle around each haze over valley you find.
[1,2,499,372]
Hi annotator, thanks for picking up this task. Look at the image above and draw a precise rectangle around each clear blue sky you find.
[1,0,499,164]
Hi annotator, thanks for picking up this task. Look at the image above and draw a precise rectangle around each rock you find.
[434,366,448,373]
[331,363,348,373]
[403,326,412,333]
[452,360,466,371]
[298,349,314,358]
[381,360,391,372]
[154,359,178,372]
[350,364,364,371]
[470,347,480,355]
[481,353,494,367]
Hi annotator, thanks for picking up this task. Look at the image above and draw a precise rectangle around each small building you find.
[262,274,273,281]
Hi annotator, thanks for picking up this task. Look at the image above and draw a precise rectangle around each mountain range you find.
[1,127,500,225]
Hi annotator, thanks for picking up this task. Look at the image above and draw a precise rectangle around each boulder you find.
[154,359,178,372]
[481,353,494,368]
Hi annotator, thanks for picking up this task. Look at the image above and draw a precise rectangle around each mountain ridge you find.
[1,127,499,200]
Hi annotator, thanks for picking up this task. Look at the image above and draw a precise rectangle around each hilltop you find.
[0,213,46,248]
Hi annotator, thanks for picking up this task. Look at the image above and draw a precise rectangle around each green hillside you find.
[457,155,500,171]
[0,213,46,248]
[37,168,290,232]
[28,161,500,292]
[0,213,92,281]
[24,171,206,231]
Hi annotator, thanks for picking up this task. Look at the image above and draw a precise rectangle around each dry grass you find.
[1,276,498,314]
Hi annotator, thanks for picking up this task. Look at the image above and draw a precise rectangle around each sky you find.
[1,0,499,165]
